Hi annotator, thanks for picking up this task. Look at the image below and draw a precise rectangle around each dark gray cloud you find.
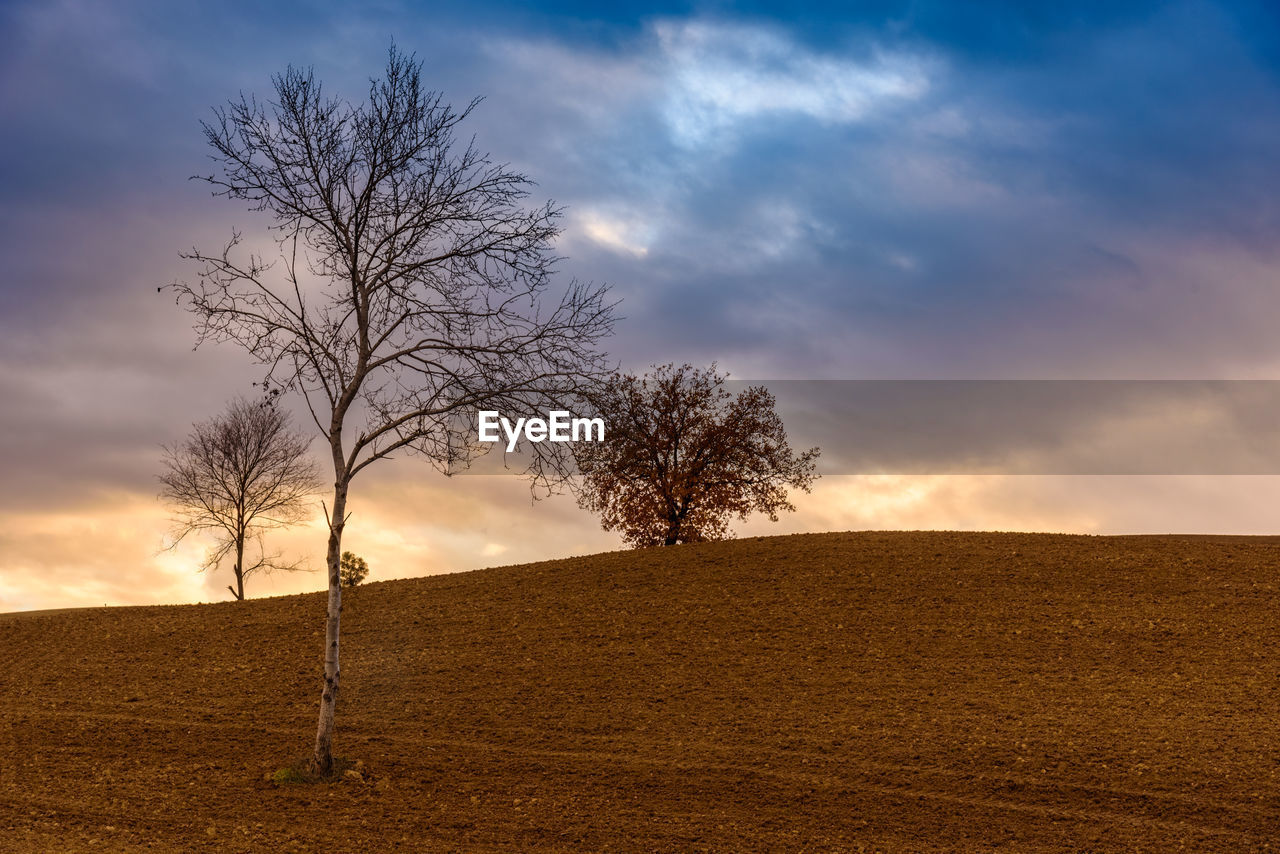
[425,4,1280,377]
[6,1,1278,375]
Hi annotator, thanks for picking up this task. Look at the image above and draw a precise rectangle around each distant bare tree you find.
[575,364,819,547]
[166,47,615,774]
[160,397,320,599]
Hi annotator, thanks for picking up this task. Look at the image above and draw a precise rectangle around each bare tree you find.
[166,47,615,774]
[575,364,819,547]
[160,396,320,599]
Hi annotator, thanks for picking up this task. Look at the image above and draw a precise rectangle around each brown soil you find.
[3,531,1280,852]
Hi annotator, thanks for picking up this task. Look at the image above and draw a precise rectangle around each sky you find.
[3,0,1280,610]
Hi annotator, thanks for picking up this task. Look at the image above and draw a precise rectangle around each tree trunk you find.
[664,515,680,546]
[232,535,245,600]
[313,476,347,775]
[664,503,690,546]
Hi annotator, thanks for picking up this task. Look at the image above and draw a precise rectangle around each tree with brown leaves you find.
[575,364,819,547]
[166,47,615,774]
[160,397,320,600]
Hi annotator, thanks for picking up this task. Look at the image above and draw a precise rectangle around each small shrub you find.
[340,551,369,587]
[268,755,358,785]
[270,766,307,785]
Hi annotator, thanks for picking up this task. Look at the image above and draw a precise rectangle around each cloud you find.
[0,492,214,612]
[738,474,1280,539]
[0,460,623,611]
[465,8,1280,379]
[653,20,930,146]
[575,208,655,257]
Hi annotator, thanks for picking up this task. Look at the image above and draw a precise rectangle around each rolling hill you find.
[3,531,1280,851]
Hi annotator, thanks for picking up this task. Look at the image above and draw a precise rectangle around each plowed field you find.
[3,532,1280,851]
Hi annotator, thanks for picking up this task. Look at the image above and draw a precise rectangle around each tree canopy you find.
[575,364,819,547]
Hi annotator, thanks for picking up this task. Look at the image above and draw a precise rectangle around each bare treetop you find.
[160,397,319,600]
[175,46,614,479]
